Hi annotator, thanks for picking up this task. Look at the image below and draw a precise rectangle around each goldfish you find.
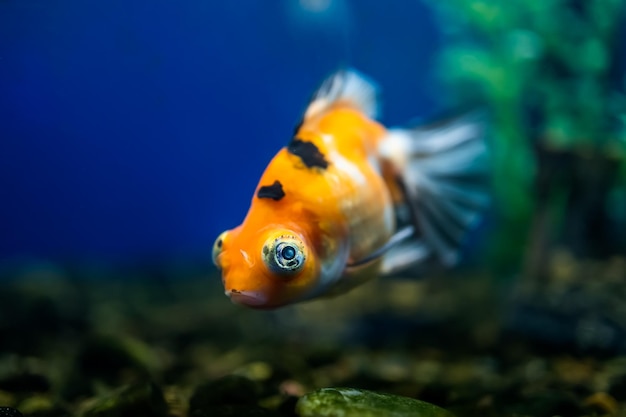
[212,69,489,309]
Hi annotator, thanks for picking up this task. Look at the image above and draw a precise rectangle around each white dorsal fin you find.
[304,68,380,121]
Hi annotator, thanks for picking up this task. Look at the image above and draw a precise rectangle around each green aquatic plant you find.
[426,0,626,279]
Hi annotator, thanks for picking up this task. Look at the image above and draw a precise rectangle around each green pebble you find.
[296,387,455,417]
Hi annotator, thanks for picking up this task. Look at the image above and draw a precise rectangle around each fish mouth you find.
[225,289,268,307]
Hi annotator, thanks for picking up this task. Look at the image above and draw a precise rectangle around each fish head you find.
[212,225,321,309]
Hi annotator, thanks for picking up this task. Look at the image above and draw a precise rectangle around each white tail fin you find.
[379,110,490,267]
[303,68,380,121]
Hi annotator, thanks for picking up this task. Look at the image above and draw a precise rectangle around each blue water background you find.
[0,0,444,267]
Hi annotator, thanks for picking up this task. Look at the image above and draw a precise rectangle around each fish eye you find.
[212,231,228,267]
[280,244,296,260]
[263,236,305,275]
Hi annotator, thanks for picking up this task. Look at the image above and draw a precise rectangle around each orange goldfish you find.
[212,69,489,309]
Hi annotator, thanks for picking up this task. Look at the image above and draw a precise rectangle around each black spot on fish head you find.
[287,138,329,170]
[257,180,286,201]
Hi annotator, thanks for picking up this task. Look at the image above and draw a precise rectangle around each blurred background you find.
[1,1,626,415]
[0,0,443,268]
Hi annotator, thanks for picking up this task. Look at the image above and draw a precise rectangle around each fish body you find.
[212,69,489,309]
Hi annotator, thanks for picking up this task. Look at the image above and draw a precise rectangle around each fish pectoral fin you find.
[345,225,416,269]
[330,226,432,295]
[379,239,433,277]
[344,225,433,279]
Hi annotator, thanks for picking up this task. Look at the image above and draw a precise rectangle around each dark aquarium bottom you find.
[0,257,625,417]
